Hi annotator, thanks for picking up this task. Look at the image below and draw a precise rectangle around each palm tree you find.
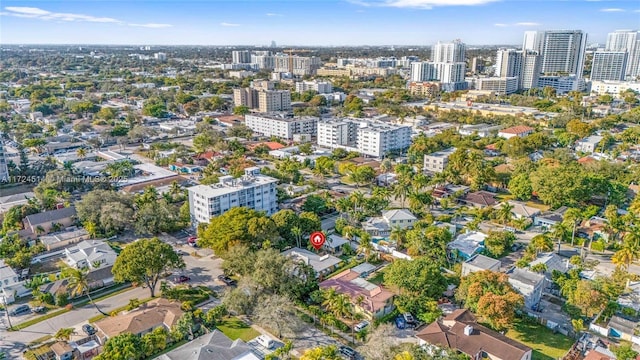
[335,197,352,219]
[84,221,98,239]
[169,181,181,197]
[357,232,374,260]
[530,233,554,255]
[392,182,410,208]
[54,327,75,341]
[62,266,108,315]
[389,226,406,249]
[350,191,365,213]
[563,208,583,247]
[612,247,636,271]
[380,158,392,174]
[496,202,514,225]
[372,187,391,202]
[291,226,302,248]
[322,289,351,319]
[76,148,87,159]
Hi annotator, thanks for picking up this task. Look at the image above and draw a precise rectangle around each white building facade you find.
[245,114,318,140]
[317,118,411,158]
[591,51,628,81]
[188,167,278,225]
[476,77,519,94]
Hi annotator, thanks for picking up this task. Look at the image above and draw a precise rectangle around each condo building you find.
[245,114,318,140]
[317,118,411,158]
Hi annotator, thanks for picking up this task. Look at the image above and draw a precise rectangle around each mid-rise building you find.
[232,50,251,64]
[258,90,292,112]
[606,30,640,78]
[530,30,587,76]
[410,61,465,91]
[0,139,8,183]
[233,88,259,109]
[295,80,333,94]
[591,51,628,81]
[188,167,278,225]
[476,77,519,94]
[245,114,318,140]
[432,40,466,63]
[153,52,167,61]
[317,118,411,158]
[537,75,586,94]
[273,54,321,76]
[424,148,457,173]
[590,80,640,97]
[495,49,523,80]
[407,81,440,97]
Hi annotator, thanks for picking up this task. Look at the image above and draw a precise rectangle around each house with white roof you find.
[507,268,546,310]
[64,240,117,270]
[323,234,351,255]
[362,209,417,236]
[575,135,604,154]
[495,200,541,220]
[448,231,487,260]
[0,260,30,304]
[281,247,342,279]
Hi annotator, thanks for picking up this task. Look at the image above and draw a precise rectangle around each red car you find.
[175,275,191,283]
[187,236,198,247]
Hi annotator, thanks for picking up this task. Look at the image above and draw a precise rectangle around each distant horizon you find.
[1,0,638,45]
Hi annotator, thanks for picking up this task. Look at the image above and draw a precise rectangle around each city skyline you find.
[1,0,639,46]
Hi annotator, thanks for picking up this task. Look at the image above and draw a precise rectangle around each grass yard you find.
[506,320,574,360]
[368,271,385,285]
[216,317,260,342]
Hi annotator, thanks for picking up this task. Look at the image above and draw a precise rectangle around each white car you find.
[354,320,369,332]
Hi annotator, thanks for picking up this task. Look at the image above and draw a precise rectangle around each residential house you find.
[461,255,501,277]
[606,315,640,345]
[50,342,74,360]
[416,309,532,360]
[320,269,395,319]
[460,190,497,208]
[432,184,470,202]
[575,135,604,154]
[617,281,640,314]
[168,163,202,174]
[94,298,183,343]
[40,228,90,251]
[496,201,541,220]
[498,125,535,139]
[448,231,487,260]
[40,265,115,297]
[533,206,568,229]
[0,259,30,304]
[529,252,569,278]
[583,348,616,360]
[24,207,77,234]
[69,338,101,360]
[424,148,456,173]
[156,330,260,360]
[0,191,35,214]
[507,268,546,310]
[281,247,342,279]
[323,234,350,255]
[362,209,417,236]
[63,240,118,270]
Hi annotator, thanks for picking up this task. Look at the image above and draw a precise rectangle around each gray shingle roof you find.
[155,330,259,360]
[25,207,77,226]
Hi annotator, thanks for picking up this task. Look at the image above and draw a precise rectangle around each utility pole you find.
[1,296,12,330]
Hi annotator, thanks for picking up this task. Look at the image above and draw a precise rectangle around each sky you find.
[0,0,639,46]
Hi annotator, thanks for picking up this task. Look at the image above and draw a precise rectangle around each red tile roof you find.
[500,126,535,134]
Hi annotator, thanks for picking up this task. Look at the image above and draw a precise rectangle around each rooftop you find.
[464,254,501,270]
[281,247,342,274]
[156,330,260,360]
[95,298,183,338]
[320,269,394,314]
[499,125,535,135]
[382,209,417,222]
[25,206,76,227]
[426,147,457,158]
[448,231,487,257]
[507,268,545,287]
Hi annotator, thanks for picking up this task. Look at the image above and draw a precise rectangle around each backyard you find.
[506,319,574,360]
[216,317,260,342]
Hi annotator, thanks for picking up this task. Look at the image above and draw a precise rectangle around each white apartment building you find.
[317,118,411,158]
[537,75,586,94]
[495,49,523,80]
[232,50,251,64]
[245,114,318,140]
[476,77,519,95]
[188,167,278,225]
[424,148,457,173]
[590,80,640,97]
[520,51,541,90]
[591,51,628,81]
[575,135,603,153]
[606,30,640,78]
[531,30,587,76]
[295,80,333,94]
[432,40,466,63]
[410,61,465,90]
[273,55,321,76]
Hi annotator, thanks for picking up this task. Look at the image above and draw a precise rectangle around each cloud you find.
[2,6,172,28]
[3,6,120,23]
[634,9,640,12]
[494,23,508,27]
[347,0,498,9]
[600,8,625,11]
[266,13,283,16]
[220,22,240,27]
[129,23,173,28]
[515,22,540,26]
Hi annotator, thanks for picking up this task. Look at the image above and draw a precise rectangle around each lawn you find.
[368,271,385,285]
[506,320,574,360]
[216,317,260,342]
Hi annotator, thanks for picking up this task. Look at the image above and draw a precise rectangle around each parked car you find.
[354,320,369,332]
[175,275,191,283]
[32,306,46,313]
[339,345,357,359]
[187,236,198,247]
[403,313,416,324]
[255,335,275,350]
[9,305,30,316]
[82,324,96,335]
[217,275,237,286]
[395,316,406,330]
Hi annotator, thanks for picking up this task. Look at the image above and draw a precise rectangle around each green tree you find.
[508,173,533,201]
[611,342,639,360]
[94,332,143,360]
[61,265,107,314]
[54,327,75,341]
[484,231,516,257]
[233,105,250,115]
[199,207,275,254]
[112,238,185,297]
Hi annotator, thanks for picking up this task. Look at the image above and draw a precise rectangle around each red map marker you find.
[310,231,326,250]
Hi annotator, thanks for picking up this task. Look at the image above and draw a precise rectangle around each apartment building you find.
[495,49,523,80]
[295,80,333,94]
[188,167,278,225]
[590,80,640,97]
[407,81,440,97]
[258,90,292,112]
[245,114,318,140]
[606,30,640,78]
[520,51,541,90]
[432,40,466,63]
[530,30,587,76]
[232,50,251,64]
[476,77,519,95]
[423,148,457,173]
[410,61,466,90]
[0,139,8,183]
[317,118,411,158]
[537,75,586,94]
[591,51,628,81]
